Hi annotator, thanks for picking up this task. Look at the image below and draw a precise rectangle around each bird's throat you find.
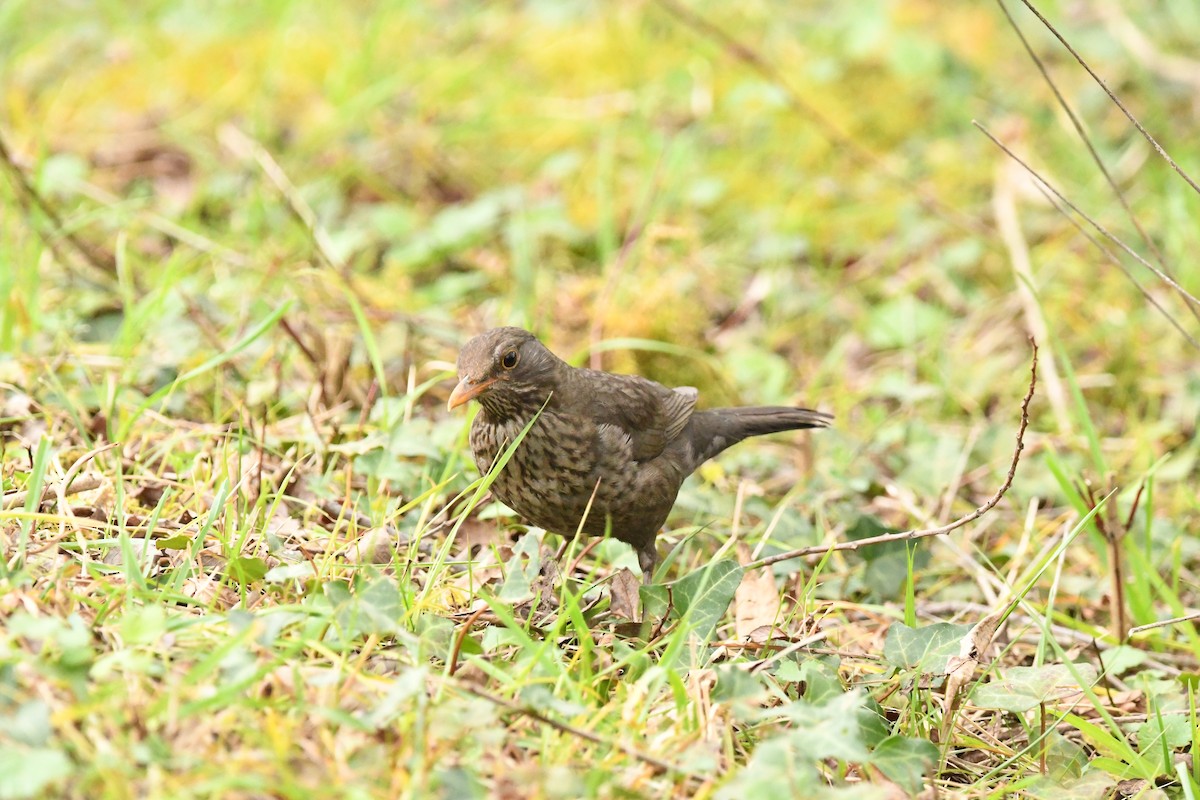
[477,383,553,421]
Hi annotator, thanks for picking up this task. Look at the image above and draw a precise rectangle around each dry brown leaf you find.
[342,527,398,564]
[529,553,561,612]
[455,517,506,552]
[181,574,239,609]
[735,543,779,640]
[610,567,641,622]
[942,605,1006,741]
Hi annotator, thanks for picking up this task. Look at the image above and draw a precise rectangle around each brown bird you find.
[448,327,831,582]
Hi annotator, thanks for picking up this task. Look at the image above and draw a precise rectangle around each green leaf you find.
[360,667,428,730]
[226,556,268,585]
[0,702,53,747]
[8,613,95,671]
[1133,713,1191,754]
[775,655,844,705]
[713,736,821,799]
[869,735,938,795]
[323,576,406,639]
[845,514,901,558]
[671,559,744,641]
[1097,645,1148,677]
[497,533,542,602]
[431,766,487,800]
[356,574,406,636]
[120,605,166,645]
[264,562,316,583]
[1043,731,1090,782]
[1024,770,1118,799]
[0,746,73,799]
[972,664,1098,713]
[712,665,769,703]
[864,296,949,349]
[716,689,876,798]
[773,690,873,763]
[883,621,971,673]
[156,534,191,550]
[639,583,670,620]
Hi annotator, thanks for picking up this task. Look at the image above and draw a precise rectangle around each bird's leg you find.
[637,544,657,585]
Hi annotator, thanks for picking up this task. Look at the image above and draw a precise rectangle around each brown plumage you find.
[448,327,831,582]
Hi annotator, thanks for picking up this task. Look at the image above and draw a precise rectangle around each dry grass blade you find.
[1129,612,1200,638]
[2,474,101,512]
[2,443,117,511]
[218,124,351,280]
[992,146,1072,432]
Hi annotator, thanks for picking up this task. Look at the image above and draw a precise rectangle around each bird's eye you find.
[501,349,519,370]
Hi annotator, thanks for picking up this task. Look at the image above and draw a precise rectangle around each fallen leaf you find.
[343,527,398,564]
[735,543,779,640]
[942,605,1005,741]
[610,568,641,622]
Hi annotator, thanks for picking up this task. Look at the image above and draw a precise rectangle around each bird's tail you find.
[691,406,832,465]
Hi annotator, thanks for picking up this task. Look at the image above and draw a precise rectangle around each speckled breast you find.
[469,411,637,537]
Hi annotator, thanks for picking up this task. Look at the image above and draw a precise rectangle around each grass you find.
[3,0,1200,797]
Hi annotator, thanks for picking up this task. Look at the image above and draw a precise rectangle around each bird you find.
[447,327,831,582]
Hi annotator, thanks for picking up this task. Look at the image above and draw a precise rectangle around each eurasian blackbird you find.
[448,327,831,582]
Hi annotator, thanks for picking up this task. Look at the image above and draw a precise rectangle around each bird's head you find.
[447,327,563,419]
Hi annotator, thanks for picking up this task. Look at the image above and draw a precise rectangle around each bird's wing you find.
[570,370,698,461]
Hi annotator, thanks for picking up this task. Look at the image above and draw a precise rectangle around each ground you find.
[2,1,1200,797]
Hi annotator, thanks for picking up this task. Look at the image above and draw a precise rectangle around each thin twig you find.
[448,605,489,677]
[458,684,681,776]
[1129,612,1200,638]
[2,442,118,510]
[995,0,1196,325]
[1,475,103,512]
[747,339,1037,571]
[1026,181,1199,350]
[54,442,121,553]
[0,130,115,274]
[974,123,1200,313]
[1016,0,1200,198]
[280,317,323,367]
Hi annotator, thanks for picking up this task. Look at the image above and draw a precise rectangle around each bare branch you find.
[457,684,681,776]
[995,0,1188,320]
[1016,0,1200,198]
[0,130,115,274]
[974,123,1200,315]
[747,339,1037,571]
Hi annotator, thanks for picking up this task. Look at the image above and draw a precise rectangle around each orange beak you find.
[447,377,498,410]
